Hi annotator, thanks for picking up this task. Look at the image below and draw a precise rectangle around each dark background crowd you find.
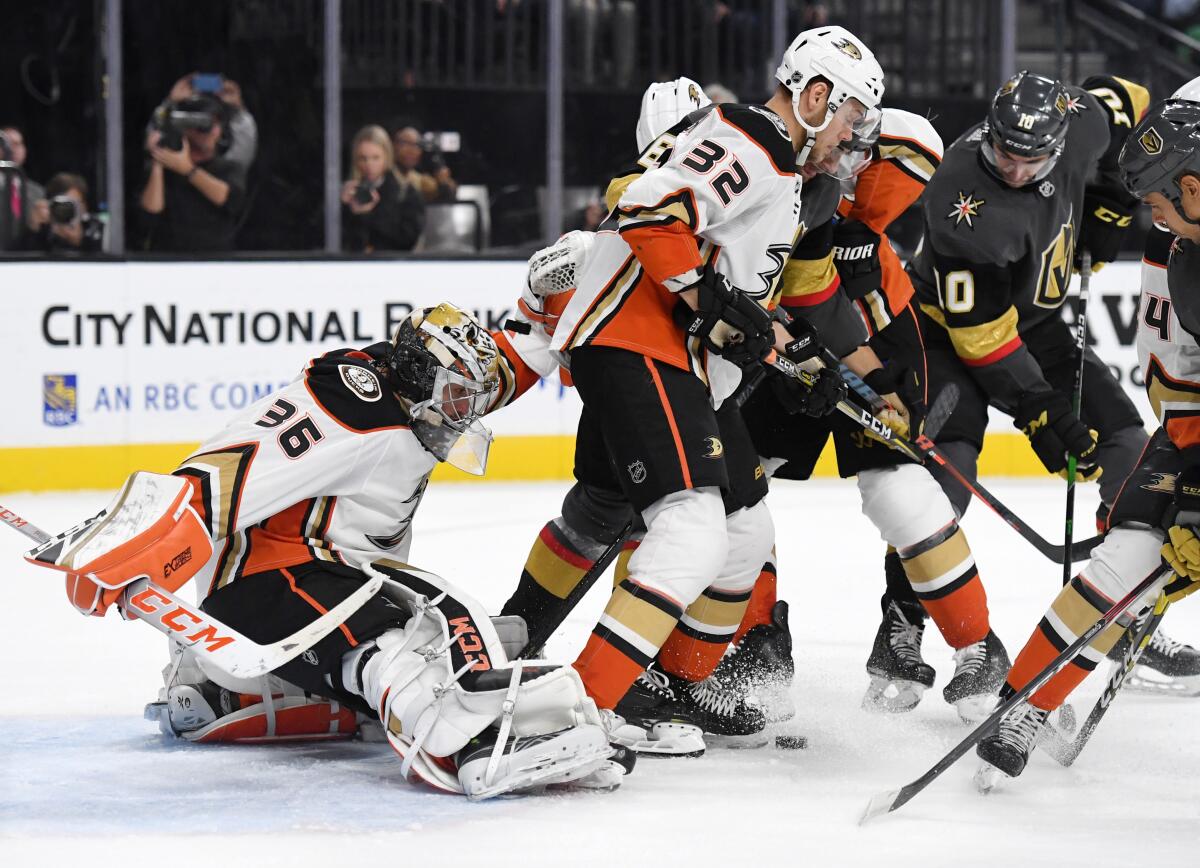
[0,0,1196,258]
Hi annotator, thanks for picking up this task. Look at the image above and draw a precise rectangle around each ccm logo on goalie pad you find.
[449,616,491,672]
[127,586,236,652]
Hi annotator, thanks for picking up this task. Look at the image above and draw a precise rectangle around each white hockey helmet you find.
[636,76,712,152]
[386,303,500,475]
[775,26,884,140]
[1173,75,1200,102]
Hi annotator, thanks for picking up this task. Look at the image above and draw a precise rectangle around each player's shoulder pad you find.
[876,109,943,184]
[305,344,412,433]
[1144,224,1173,269]
[710,103,796,175]
[1080,75,1151,129]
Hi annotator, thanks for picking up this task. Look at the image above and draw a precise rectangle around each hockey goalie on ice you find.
[16,301,628,800]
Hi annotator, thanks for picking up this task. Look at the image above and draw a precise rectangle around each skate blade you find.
[705,731,771,750]
[973,761,1007,794]
[614,721,706,758]
[860,788,901,825]
[1125,668,1200,697]
[953,693,999,725]
[862,677,927,714]
[466,743,614,801]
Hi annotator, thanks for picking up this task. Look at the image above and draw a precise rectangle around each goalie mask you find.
[981,71,1071,186]
[776,25,884,163]
[385,304,500,475]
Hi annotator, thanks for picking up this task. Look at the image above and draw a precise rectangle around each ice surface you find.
[3,480,1199,866]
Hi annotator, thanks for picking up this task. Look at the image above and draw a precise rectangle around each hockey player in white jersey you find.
[974,95,1200,786]
[27,303,622,800]
[498,27,885,752]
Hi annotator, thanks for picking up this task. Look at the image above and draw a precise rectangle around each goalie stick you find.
[1,501,383,680]
[769,354,1102,564]
[859,562,1171,823]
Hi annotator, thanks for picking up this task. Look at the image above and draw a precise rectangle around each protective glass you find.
[980,137,1061,185]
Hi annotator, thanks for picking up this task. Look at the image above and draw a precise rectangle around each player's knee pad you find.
[1080,523,1167,610]
[561,482,636,546]
[858,464,957,550]
[628,486,727,606]
[715,499,775,593]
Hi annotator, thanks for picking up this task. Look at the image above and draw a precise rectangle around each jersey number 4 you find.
[255,398,326,459]
[681,139,750,206]
[1144,293,1173,342]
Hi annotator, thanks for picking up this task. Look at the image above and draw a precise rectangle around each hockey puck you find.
[774,734,807,750]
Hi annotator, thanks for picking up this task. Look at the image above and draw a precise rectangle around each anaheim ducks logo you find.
[832,37,862,60]
[688,82,701,104]
[1141,472,1178,495]
[1140,127,1164,155]
[703,436,724,459]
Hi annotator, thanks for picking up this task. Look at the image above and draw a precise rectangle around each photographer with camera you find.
[341,125,424,253]
[393,125,457,204]
[19,172,104,254]
[138,93,246,252]
[163,72,257,181]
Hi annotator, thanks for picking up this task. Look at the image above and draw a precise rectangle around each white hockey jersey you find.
[550,103,802,405]
[1137,225,1200,458]
[176,345,438,597]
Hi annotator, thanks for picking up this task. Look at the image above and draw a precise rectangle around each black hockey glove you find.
[831,220,883,298]
[769,365,847,418]
[776,310,824,365]
[679,268,774,365]
[863,363,926,434]
[1076,187,1135,270]
[1014,390,1101,479]
[1160,466,1200,603]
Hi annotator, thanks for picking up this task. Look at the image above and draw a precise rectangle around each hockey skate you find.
[456,724,617,800]
[1111,625,1200,697]
[863,600,936,713]
[943,631,1011,723]
[668,671,768,747]
[610,669,706,757]
[708,600,796,723]
[974,699,1050,792]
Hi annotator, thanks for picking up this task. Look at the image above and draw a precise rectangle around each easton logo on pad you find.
[43,374,78,427]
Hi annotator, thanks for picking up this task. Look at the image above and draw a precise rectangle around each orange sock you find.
[733,554,777,643]
[900,526,989,648]
[659,585,753,681]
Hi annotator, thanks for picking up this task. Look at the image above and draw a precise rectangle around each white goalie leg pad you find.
[628,486,728,605]
[858,465,958,549]
[1079,524,1168,613]
[715,500,774,593]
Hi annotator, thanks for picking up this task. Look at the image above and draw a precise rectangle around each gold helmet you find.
[385,303,500,475]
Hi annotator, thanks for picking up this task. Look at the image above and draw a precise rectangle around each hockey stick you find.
[1042,592,1170,767]
[860,562,1171,823]
[515,518,637,659]
[768,356,1102,563]
[1063,251,1093,585]
[1,501,383,680]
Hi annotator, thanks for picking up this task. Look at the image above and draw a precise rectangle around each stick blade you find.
[859,787,902,825]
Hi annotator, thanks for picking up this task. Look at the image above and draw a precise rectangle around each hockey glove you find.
[776,310,824,365]
[863,363,925,438]
[1076,187,1134,271]
[831,221,883,298]
[1161,467,1200,602]
[680,268,774,366]
[769,365,847,418]
[1014,390,1101,480]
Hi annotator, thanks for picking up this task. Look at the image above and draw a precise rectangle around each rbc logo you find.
[43,374,78,427]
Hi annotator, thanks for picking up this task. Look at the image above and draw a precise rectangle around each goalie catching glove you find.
[678,267,774,366]
[1161,468,1200,603]
[1014,390,1101,480]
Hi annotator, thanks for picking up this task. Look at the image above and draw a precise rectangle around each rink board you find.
[2,259,1152,492]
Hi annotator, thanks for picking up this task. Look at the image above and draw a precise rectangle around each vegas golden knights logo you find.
[1140,127,1164,155]
[1034,220,1075,309]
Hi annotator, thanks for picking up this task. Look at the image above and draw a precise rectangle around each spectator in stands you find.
[342,124,424,253]
[161,73,258,181]
[0,125,45,248]
[138,94,247,252]
[20,172,104,255]
[393,126,458,203]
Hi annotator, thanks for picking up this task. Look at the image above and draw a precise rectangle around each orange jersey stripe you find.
[644,356,693,489]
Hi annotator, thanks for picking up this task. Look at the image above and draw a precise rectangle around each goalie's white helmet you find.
[1174,75,1200,102]
[775,26,884,138]
[636,77,712,152]
[385,303,499,475]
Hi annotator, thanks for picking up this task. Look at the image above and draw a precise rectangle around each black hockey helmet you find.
[1119,99,1200,213]
[982,71,1071,182]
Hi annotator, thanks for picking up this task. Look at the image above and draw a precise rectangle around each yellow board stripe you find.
[0,432,1058,493]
